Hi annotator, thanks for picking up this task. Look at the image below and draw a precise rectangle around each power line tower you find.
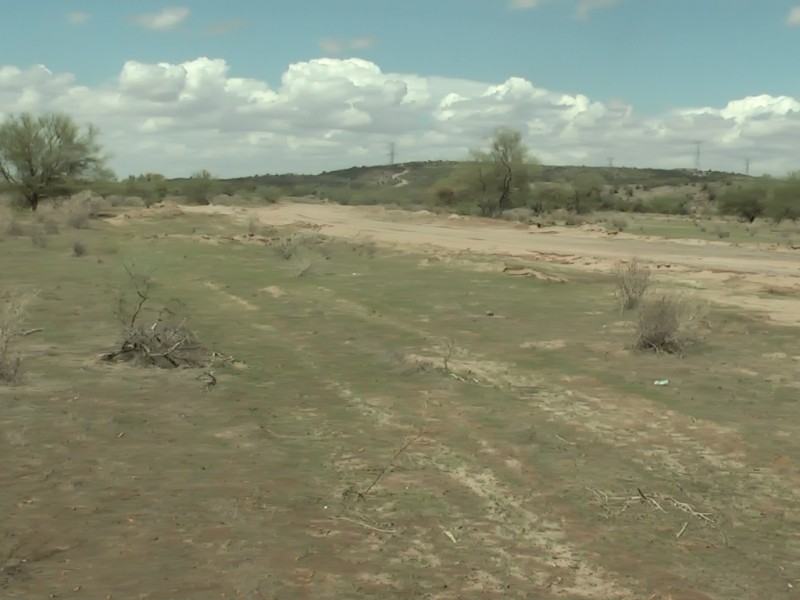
[608,157,614,168]
[693,141,703,171]
[388,142,396,166]
[745,157,750,175]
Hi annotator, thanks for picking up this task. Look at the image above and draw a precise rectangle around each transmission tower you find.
[693,141,703,171]
[745,157,750,175]
[388,142,396,166]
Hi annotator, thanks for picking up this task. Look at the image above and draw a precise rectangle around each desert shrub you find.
[247,217,258,234]
[356,240,378,258]
[435,187,457,206]
[296,259,313,277]
[564,213,584,227]
[614,259,651,310]
[646,195,690,215]
[30,230,48,248]
[73,241,87,257]
[42,219,60,234]
[0,292,37,384]
[66,203,91,229]
[6,218,25,236]
[608,215,630,232]
[274,236,297,260]
[712,223,730,239]
[635,294,705,355]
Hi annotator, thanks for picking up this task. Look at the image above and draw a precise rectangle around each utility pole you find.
[388,142,396,166]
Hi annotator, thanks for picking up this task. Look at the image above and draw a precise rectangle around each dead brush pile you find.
[100,264,213,369]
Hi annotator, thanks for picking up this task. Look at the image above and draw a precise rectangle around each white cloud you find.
[67,12,90,25]
[787,6,800,26]
[0,57,798,177]
[129,7,190,31]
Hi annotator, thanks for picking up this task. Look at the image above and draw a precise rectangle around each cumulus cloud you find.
[129,7,190,31]
[0,56,798,178]
[787,6,800,26]
[67,12,90,25]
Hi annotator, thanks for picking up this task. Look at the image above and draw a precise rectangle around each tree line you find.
[0,111,798,223]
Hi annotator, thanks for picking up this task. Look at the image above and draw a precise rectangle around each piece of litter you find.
[653,379,669,386]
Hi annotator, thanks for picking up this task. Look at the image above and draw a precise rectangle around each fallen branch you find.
[361,432,421,498]
[676,521,689,539]
[20,328,44,337]
[332,516,395,534]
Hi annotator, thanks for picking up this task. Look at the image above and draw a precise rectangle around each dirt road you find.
[182,201,800,324]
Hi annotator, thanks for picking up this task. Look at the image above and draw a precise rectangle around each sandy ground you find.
[180,202,800,325]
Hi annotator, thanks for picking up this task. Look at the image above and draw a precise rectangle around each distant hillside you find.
[220,162,749,190]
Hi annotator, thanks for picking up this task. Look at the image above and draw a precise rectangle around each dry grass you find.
[0,291,37,384]
[712,223,730,239]
[29,230,48,248]
[614,258,651,310]
[274,236,297,260]
[66,203,91,229]
[607,215,630,232]
[635,294,706,355]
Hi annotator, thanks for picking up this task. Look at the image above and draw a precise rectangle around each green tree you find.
[467,127,538,217]
[0,112,107,211]
[528,182,575,214]
[185,169,215,205]
[570,173,606,214]
[765,179,800,223]
[717,184,766,223]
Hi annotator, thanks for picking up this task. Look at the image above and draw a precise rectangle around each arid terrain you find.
[2,199,799,599]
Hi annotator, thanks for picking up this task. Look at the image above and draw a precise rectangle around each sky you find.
[1,0,799,178]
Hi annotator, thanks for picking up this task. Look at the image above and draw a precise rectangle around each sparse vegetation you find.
[635,294,705,355]
[712,223,731,239]
[614,258,651,310]
[29,230,48,248]
[608,215,630,232]
[3,144,800,598]
[66,202,91,229]
[0,292,38,384]
[274,235,297,260]
[73,240,87,257]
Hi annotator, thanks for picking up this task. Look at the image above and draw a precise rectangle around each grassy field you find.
[1,204,799,599]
